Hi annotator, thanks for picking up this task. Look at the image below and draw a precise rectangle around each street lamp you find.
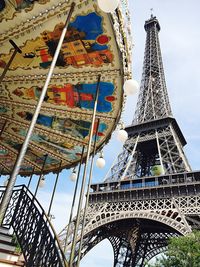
[117,128,128,143]
[96,151,106,169]
[124,79,139,96]
[39,174,45,188]
[97,0,120,13]
[69,169,77,182]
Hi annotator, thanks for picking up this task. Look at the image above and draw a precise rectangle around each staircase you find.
[0,227,25,267]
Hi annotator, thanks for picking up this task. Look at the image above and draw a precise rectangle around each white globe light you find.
[124,79,139,95]
[96,157,106,169]
[39,175,45,188]
[117,129,128,143]
[70,171,77,182]
[97,0,119,13]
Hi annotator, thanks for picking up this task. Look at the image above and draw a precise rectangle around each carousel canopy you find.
[0,0,132,175]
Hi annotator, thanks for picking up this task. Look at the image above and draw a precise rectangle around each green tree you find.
[147,231,200,267]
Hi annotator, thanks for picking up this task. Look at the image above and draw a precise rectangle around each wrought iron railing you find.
[90,170,200,193]
[0,185,67,267]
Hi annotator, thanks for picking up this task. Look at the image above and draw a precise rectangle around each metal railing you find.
[0,185,67,267]
[90,170,200,194]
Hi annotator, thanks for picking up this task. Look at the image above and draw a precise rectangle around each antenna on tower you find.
[150,8,154,18]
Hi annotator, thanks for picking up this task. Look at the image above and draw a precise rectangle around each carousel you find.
[0,0,137,266]
[0,0,133,176]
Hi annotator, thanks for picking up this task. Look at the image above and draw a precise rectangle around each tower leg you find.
[109,236,133,267]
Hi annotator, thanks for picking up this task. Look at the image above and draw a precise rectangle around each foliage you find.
[147,231,200,267]
[12,235,22,254]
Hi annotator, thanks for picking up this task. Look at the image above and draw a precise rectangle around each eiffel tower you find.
[58,15,200,266]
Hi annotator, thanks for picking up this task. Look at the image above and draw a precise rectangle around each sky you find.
[1,0,200,266]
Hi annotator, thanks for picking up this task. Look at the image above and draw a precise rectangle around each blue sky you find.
[1,0,200,266]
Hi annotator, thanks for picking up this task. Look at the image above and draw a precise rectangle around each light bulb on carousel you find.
[116,122,128,143]
[96,151,106,169]
[39,174,46,188]
[97,0,120,13]
[70,168,77,182]
[123,79,139,96]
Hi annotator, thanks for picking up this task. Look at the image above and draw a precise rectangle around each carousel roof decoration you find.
[0,0,132,175]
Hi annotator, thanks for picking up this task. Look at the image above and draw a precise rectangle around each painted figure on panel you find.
[0,148,13,166]
[0,149,7,157]
[0,107,8,113]
[0,0,42,12]
[46,82,115,113]
[1,136,55,167]
[1,135,24,154]
[0,149,12,166]
[13,82,115,113]
[20,165,35,172]
[0,1,5,12]
[16,112,107,140]
[0,12,113,69]
[12,126,83,161]
[39,13,113,68]
[12,0,39,11]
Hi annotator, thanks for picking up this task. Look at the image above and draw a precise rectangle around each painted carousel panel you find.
[0,0,132,175]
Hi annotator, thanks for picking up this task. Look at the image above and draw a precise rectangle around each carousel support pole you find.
[63,146,85,253]
[27,167,35,190]
[69,75,101,267]
[76,119,100,267]
[0,2,75,224]
[34,154,48,198]
[0,123,6,179]
[47,160,62,218]
[0,40,22,84]
[0,167,4,178]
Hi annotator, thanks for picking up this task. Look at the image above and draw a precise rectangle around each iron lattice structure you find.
[58,16,200,266]
[59,177,200,266]
[107,15,191,182]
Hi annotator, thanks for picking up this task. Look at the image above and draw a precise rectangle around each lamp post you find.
[0,2,76,225]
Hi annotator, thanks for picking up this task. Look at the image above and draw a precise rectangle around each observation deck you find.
[89,171,200,203]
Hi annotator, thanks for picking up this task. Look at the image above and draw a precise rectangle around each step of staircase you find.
[0,258,24,266]
[0,227,25,266]
[0,249,19,262]
[0,232,12,243]
[0,240,16,252]
[0,227,10,235]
